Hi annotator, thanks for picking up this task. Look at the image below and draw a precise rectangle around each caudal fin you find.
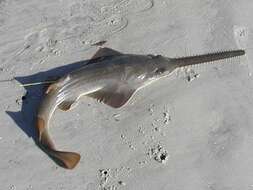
[36,117,81,169]
[40,145,81,169]
[172,49,245,67]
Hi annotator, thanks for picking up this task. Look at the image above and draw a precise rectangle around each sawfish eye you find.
[154,68,166,74]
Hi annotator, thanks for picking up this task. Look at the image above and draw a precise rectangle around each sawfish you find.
[36,48,245,169]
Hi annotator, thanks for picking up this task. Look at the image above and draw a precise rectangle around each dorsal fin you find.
[90,47,123,60]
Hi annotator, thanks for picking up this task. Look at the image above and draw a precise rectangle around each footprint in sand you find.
[100,0,154,17]
[233,25,248,49]
[22,14,127,60]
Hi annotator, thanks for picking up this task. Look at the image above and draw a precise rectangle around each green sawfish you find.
[36,48,245,169]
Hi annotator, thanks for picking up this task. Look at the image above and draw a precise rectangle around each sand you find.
[1,0,253,189]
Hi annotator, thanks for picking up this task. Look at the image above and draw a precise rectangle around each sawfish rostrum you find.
[36,48,245,169]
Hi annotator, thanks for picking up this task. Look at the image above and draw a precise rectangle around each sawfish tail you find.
[172,49,245,67]
[36,117,80,169]
[39,145,81,169]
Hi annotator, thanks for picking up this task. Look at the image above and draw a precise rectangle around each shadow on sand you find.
[6,58,92,145]
[6,46,114,168]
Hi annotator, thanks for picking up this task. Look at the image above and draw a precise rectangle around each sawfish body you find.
[36,48,245,169]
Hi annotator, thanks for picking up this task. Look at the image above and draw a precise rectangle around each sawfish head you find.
[141,54,177,82]
[87,47,178,84]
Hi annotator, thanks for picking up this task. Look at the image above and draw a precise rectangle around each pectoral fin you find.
[87,84,136,108]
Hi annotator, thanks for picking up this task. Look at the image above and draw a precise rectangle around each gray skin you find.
[36,48,245,169]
